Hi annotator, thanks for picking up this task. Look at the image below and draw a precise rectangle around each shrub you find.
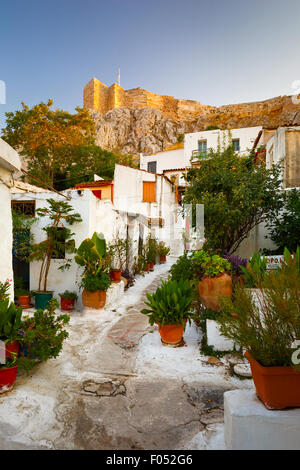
[169,252,195,282]
[157,242,170,257]
[59,291,78,300]
[141,279,194,326]
[19,299,70,365]
[218,255,300,367]
[192,250,231,278]
[81,272,111,292]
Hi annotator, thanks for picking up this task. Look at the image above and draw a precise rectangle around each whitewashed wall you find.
[184,126,262,164]
[140,148,185,176]
[0,138,21,301]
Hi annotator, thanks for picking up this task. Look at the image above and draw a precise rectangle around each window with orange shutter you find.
[143,181,156,202]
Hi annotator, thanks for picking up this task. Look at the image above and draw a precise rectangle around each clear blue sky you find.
[1,0,300,128]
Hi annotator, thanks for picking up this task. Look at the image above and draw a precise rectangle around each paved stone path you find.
[0,261,252,450]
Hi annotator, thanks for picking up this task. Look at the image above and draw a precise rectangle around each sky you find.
[1,0,300,128]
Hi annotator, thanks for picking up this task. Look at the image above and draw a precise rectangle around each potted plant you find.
[15,288,33,308]
[240,252,267,288]
[218,251,300,409]
[19,298,70,365]
[107,238,130,283]
[0,356,18,394]
[28,198,82,310]
[146,237,157,271]
[141,279,194,346]
[0,298,22,360]
[158,242,170,264]
[59,291,78,311]
[75,232,111,309]
[193,250,232,311]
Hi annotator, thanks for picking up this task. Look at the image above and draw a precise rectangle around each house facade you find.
[0,138,21,300]
[11,164,182,308]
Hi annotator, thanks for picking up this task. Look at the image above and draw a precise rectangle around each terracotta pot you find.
[0,366,18,394]
[60,297,76,311]
[156,321,186,346]
[82,289,106,309]
[5,340,19,359]
[110,270,122,283]
[198,273,232,312]
[145,263,151,273]
[245,351,300,409]
[160,255,167,264]
[149,262,155,271]
[18,295,31,308]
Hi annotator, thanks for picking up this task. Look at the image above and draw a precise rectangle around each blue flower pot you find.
[34,292,53,310]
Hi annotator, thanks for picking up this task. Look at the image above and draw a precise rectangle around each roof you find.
[74,180,113,189]
[115,163,175,186]
[0,138,21,173]
[162,168,187,172]
[11,180,47,194]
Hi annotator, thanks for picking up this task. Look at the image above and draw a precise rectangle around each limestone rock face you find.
[91,108,186,155]
[90,95,300,156]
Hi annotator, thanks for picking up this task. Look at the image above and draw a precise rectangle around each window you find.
[11,201,35,217]
[143,181,156,202]
[147,161,157,173]
[198,140,207,157]
[232,139,240,152]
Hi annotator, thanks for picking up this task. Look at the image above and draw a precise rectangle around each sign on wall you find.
[264,255,284,270]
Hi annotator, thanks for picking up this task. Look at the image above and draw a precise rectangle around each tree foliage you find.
[2,100,137,190]
[184,146,284,254]
[266,188,300,252]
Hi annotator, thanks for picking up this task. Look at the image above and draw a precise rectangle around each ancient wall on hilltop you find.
[83,77,210,121]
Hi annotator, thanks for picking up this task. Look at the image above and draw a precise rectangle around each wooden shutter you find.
[143,182,156,202]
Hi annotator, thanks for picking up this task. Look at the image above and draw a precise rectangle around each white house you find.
[0,138,21,301]
[11,164,182,308]
[184,126,262,164]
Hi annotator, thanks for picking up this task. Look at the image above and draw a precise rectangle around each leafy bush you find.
[0,299,22,343]
[19,299,70,366]
[75,232,107,274]
[145,237,158,264]
[192,250,231,278]
[240,252,267,288]
[218,255,300,367]
[0,280,10,302]
[81,272,111,292]
[133,251,147,275]
[141,279,194,326]
[169,252,195,282]
[107,237,131,271]
[59,290,78,300]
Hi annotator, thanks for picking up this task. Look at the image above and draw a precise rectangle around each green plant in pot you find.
[59,290,78,311]
[28,198,82,310]
[75,232,111,309]
[19,298,70,367]
[240,252,267,288]
[193,250,232,311]
[141,279,194,346]
[107,237,131,283]
[0,298,22,393]
[158,242,170,263]
[146,237,157,270]
[218,251,300,409]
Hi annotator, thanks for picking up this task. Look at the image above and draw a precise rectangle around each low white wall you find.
[206,319,235,352]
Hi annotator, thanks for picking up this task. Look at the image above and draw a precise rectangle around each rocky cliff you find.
[90,95,300,156]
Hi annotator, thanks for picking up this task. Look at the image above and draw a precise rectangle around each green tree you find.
[184,146,283,254]
[28,199,82,292]
[266,188,300,252]
[2,100,96,187]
